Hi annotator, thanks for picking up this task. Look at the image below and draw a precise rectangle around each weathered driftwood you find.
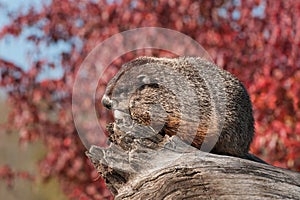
[86,134,300,200]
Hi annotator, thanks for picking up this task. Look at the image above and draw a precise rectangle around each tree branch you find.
[87,134,300,199]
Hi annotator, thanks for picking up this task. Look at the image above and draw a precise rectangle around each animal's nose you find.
[101,95,112,109]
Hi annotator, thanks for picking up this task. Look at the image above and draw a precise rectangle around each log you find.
[86,134,300,199]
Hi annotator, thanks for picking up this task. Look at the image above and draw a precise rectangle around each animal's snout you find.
[101,95,112,109]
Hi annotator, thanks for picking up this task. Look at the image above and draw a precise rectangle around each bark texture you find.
[87,135,300,200]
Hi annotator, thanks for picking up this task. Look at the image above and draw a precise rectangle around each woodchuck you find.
[102,56,266,164]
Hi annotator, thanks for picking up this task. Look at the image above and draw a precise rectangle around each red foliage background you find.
[0,0,299,199]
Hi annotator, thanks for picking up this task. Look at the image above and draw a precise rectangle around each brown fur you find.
[102,57,264,162]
